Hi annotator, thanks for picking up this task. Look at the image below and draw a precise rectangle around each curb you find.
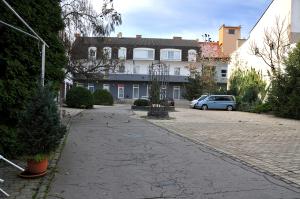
[33,110,84,199]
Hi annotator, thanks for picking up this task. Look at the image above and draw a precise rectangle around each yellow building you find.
[218,25,241,56]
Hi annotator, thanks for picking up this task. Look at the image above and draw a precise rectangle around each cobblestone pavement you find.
[133,107,300,186]
[47,105,300,199]
[0,107,83,199]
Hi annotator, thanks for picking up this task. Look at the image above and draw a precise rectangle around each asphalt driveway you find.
[46,105,300,199]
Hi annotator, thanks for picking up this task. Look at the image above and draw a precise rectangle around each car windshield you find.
[198,95,207,101]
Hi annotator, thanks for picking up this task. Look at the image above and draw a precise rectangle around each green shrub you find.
[133,99,149,106]
[269,42,300,119]
[18,86,66,159]
[66,87,94,109]
[229,68,267,112]
[93,89,113,105]
[0,125,21,158]
[252,103,272,113]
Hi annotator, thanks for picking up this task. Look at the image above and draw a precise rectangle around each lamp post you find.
[1,0,49,87]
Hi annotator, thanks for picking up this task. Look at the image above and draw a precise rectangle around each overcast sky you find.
[94,0,273,41]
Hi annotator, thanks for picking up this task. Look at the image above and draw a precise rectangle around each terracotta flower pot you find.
[27,158,48,174]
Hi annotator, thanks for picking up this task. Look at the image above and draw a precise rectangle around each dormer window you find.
[188,49,197,62]
[88,47,97,60]
[118,47,126,60]
[133,48,155,60]
[103,47,112,59]
[160,49,182,61]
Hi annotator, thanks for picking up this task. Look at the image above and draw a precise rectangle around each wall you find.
[228,0,298,85]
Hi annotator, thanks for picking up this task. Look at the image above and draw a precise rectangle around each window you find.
[103,47,112,59]
[133,48,155,60]
[160,49,182,61]
[174,67,180,76]
[221,69,227,77]
[118,84,124,99]
[88,47,97,60]
[103,84,110,91]
[133,84,139,99]
[88,83,94,93]
[228,29,235,34]
[188,49,197,62]
[173,86,180,100]
[133,65,140,74]
[118,47,126,60]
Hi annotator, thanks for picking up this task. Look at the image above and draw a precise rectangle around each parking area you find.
[133,107,300,186]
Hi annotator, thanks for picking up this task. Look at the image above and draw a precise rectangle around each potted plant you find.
[18,85,66,175]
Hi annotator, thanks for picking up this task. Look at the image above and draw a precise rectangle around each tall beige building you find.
[218,25,241,56]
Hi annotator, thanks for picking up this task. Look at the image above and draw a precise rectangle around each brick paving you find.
[133,108,300,186]
[0,107,83,199]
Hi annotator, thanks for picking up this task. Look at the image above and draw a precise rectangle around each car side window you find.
[208,96,215,101]
[215,96,223,101]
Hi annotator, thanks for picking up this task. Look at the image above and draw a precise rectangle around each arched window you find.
[118,47,126,60]
[88,47,97,60]
[133,48,155,60]
[188,49,197,62]
[103,47,112,59]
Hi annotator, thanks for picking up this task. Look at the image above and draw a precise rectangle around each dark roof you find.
[71,36,200,59]
[74,74,189,83]
[74,36,199,48]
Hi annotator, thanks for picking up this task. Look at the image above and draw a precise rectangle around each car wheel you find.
[202,105,208,110]
[227,105,233,111]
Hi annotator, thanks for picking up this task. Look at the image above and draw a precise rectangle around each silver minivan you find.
[195,95,236,111]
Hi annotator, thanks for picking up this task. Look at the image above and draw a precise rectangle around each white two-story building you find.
[71,34,200,100]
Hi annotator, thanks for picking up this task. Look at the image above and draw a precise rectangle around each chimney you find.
[136,35,142,39]
[74,33,80,38]
[173,36,182,40]
[117,32,122,38]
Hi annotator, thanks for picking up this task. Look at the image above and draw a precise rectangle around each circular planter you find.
[27,158,48,174]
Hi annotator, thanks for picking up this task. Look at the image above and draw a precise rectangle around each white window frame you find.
[87,83,95,93]
[173,86,180,100]
[174,67,181,76]
[103,84,110,91]
[188,49,197,62]
[118,85,124,99]
[160,49,182,61]
[133,48,155,60]
[132,84,139,99]
[88,47,97,60]
[103,47,112,59]
[118,47,126,60]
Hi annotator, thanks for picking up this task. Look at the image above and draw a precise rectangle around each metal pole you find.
[0,188,9,197]
[0,155,24,172]
[1,0,48,47]
[41,43,46,87]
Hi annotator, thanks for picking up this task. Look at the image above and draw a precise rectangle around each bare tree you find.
[60,0,122,78]
[61,0,121,39]
[250,17,290,76]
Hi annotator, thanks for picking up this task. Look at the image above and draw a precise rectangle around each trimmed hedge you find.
[133,99,149,106]
[93,89,113,105]
[66,87,94,109]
